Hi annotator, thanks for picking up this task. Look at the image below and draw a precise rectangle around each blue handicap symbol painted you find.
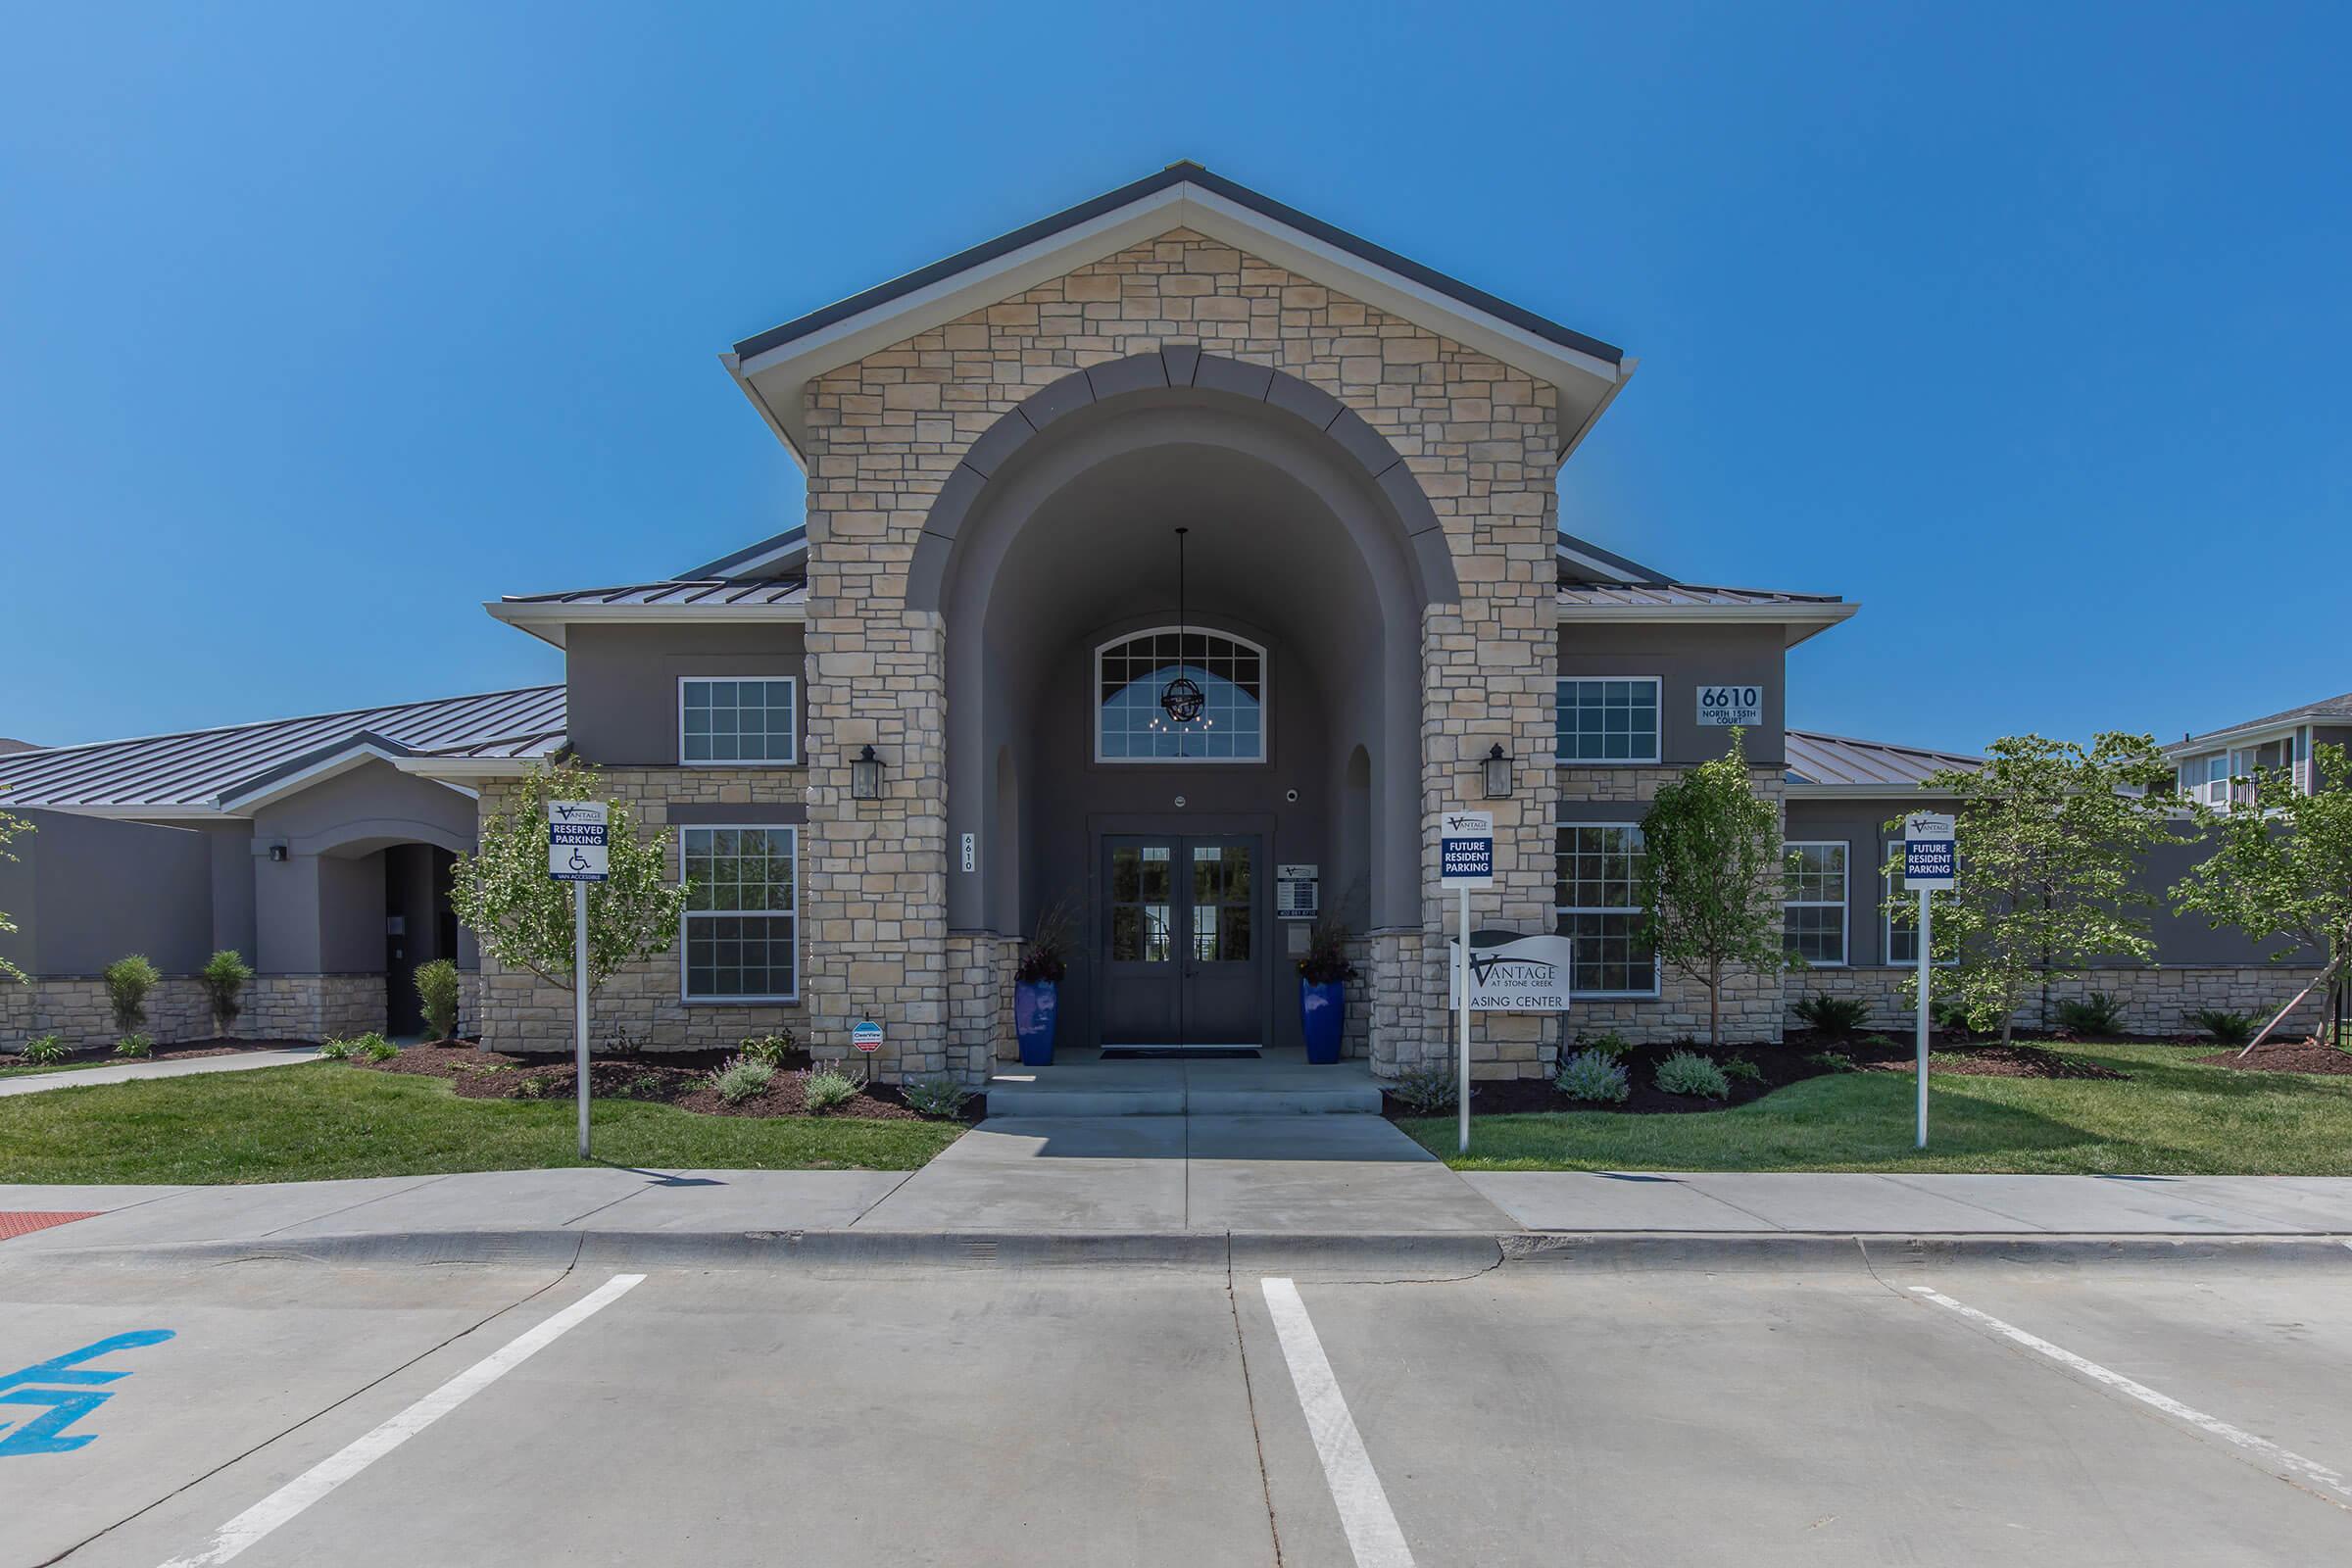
[0,1330,174,1456]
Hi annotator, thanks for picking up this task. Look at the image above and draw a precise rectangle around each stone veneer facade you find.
[0,973,389,1050]
[1792,962,2332,1039]
[799,228,1559,1084]
[470,767,811,1054]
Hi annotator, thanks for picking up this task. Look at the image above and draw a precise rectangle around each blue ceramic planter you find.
[1015,979,1059,1066]
[1299,979,1346,1064]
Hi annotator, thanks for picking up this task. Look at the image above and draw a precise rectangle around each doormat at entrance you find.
[0,1212,99,1242]
[1099,1048,1262,1060]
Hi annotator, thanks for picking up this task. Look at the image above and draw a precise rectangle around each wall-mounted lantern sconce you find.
[269,844,289,862]
[851,745,885,802]
[1483,743,1514,801]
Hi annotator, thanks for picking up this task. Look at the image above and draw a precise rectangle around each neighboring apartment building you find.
[2165,694,2352,808]
[0,166,2332,1070]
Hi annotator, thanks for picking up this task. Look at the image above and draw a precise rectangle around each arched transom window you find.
[1095,628,1266,762]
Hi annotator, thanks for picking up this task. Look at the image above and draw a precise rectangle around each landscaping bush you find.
[739,1030,798,1069]
[2054,991,2127,1036]
[198,950,254,1037]
[113,1033,154,1059]
[902,1074,972,1117]
[20,1034,68,1066]
[1790,993,1870,1039]
[1569,1028,1635,1059]
[318,1037,356,1060]
[414,959,462,1041]
[1805,1050,1861,1074]
[103,955,161,1035]
[800,1064,860,1114]
[1721,1055,1764,1085]
[359,1035,399,1062]
[1553,1049,1631,1104]
[1931,995,1977,1032]
[2190,1007,2258,1046]
[1387,1061,1460,1113]
[710,1055,776,1105]
[1654,1050,1730,1100]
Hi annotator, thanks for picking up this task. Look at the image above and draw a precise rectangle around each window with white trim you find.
[1883,841,1953,966]
[1096,628,1265,761]
[1783,841,1847,965]
[680,677,798,764]
[681,826,798,1001]
[1556,677,1661,763]
[1554,824,1657,997]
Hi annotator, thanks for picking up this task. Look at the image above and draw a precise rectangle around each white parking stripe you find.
[1908,1285,2352,1506]
[1260,1276,1415,1568]
[158,1272,646,1566]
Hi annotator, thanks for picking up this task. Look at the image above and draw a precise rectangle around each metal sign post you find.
[1902,811,1957,1152]
[1439,810,1494,1155]
[549,801,611,1160]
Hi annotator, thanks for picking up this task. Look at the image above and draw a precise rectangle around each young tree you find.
[448,762,689,1027]
[1637,727,1785,1048]
[0,806,27,986]
[2173,742,2352,1044]
[198,949,255,1038]
[1907,732,2183,1044]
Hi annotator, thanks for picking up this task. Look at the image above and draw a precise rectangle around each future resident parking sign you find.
[1440,810,1494,889]
[1903,811,1956,891]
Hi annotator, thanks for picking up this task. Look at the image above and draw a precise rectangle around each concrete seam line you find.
[1260,1276,1415,1567]
[154,1272,645,1566]
[1906,1285,2352,1510]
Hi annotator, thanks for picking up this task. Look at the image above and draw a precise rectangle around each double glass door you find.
[1100,834,1261,1047]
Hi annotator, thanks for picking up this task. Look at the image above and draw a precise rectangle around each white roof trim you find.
[14,802,231,822]
[731,180,1628,466]
[2161,718,2318,757]
[485,598,807,650]
[394,756,545,782]
[1557,599,1859,648]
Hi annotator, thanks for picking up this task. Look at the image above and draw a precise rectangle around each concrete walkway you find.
[7,1115,2352,1251]
[0,1047,319,1097]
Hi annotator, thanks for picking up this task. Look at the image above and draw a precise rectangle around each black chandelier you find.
[1157,526,1206,726]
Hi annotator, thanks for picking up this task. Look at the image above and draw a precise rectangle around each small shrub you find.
[1806,1051,1861,1074]
[2054,991,2127,1036]
[739,1030,799,1069]
[1790,994,1870,1039]
[1721,1056,1764,1085]
[1570,1028,1635,1059]
[1553,1049,1631,1104]
[1859,1033,1900,1050]
[103,955,162,1034]
[19,1034,69,1066]
[2189,1007,2257,1046]
[1387,1061,1460,1113]
[902,1073,972,1117]
[362,1039,399,1063]
[711,1055,776,1104]
[1654,1050,1730,1100]
[415,959,462,1041]
[113,1033,154,1059]
[1931,995,1976,1032]
[198,949,254,1037]
[515,1074,551,1099]
[318,1037,355,1060]
[800,1063,860,1113]
[624,1072,667,1100]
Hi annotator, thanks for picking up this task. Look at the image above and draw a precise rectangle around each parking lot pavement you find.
[7,1250,2351,1566]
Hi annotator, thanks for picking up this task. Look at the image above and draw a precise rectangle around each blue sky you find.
[4,2,2344,754]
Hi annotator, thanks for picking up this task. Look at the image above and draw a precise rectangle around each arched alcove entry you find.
[915,352,1454,1058]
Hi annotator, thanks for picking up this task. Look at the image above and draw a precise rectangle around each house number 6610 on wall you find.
[1696,685,1764,726]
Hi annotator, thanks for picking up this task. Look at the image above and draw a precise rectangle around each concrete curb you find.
[17,1228,2352,1276]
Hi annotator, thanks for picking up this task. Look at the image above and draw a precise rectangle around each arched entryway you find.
[914,353,1452,1065]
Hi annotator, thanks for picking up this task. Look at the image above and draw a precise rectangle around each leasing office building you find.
[0,167,2327,1072]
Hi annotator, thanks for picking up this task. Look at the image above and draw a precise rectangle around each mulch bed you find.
[352,1039,981,1122]
[2196,1042,2352,1076]
[1383,1030,2134,1120]
[5,1037,314,1070]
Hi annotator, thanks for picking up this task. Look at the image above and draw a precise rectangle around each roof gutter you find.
[1557,600,1859,648]
[485,597,808,650]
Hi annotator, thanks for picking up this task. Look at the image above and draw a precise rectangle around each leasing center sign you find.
[1447,931,1575,1012]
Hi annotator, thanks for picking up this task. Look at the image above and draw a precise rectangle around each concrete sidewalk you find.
[0,1047,320,1097]
[5,1113,2352,1255]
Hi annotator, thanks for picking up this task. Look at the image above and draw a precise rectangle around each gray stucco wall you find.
[248,760,479,976]
[0,808,218,974]
[1557,623,1788,768]
[565,623,808,767]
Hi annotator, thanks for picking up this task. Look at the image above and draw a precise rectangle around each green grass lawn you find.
[0,1063,963,1184]
[1404,1042,2352,1175]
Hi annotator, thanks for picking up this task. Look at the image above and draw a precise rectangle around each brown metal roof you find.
[0,687,567,809]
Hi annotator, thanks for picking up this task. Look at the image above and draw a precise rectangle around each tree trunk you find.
[1708,958,1723,1049]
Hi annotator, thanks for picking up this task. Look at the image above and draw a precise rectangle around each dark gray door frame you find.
[1088,811,1275,1050]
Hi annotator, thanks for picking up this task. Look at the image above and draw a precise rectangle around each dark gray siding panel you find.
[566,624,808,767]
[1556,623,1788,767]
[9,808,216,974]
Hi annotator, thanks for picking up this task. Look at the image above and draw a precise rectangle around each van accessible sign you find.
[1440,810,1494,888]
[1902,811,1956,891]
[1447,930,1575,1012]
[548,801,610,882]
